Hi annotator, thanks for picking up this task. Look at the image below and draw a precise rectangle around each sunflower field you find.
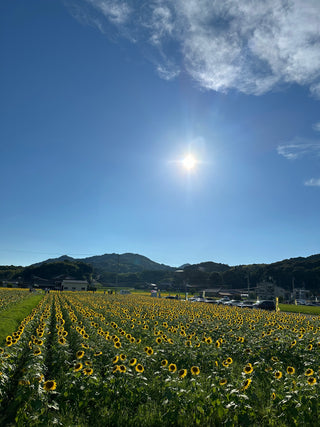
[1,291,320,426]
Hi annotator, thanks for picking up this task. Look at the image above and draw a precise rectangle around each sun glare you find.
[182,154,196,170]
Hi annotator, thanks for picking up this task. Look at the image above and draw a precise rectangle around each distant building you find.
[61,280,88,291]
[256,281,286,300]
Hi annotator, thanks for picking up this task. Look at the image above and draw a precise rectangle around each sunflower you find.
[191,366,200,375]
[222,360,229,367]
[307,344,313,351]
[290,340,297,348]
[244,364,253,374]
[271,356,279,362]
[74,362,83,372]
[156,337,162,344]
[274,371,282,379]
[119,365,126,373]
[178,369,187,379]
[135,364,144,373]
[33,348,41,356]
[215,341,220,348]
[43,380,57,391]
[119,354,126,361]
[307,377,317,385]
[83,367,93,376]
[76,350,85,359]
[271,392,276,400]
[305,368,314,376]
[129,358,137,366]
[85,360,92,367]
[94,351,102,357]
[58,337,66,345]
[286,366,295,375]
[81,343,89,349]
[243,378,252,390]
[226,357,233,365]
[168,363,177,373]
[161,359,168,367]
[219,379,227,386]
[113,365,120,373]
[113,355,119,364]
[114,342,121,349]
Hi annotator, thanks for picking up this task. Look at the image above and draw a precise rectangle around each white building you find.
[61,280,88,291]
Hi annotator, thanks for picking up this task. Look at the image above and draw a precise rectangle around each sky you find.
[1,0,320,268]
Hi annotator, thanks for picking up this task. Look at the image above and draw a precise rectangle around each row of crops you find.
[0,290,320,425]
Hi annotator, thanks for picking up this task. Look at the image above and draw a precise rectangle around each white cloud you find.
[313,122,320,132]
[85,0,131,25]
[277,137,320,159]
[66,0,320,96]
[304,178,320,187]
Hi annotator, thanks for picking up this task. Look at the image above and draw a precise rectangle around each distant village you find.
[1,274,317,305]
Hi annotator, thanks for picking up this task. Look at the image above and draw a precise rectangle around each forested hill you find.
[34,253,175,274]
[0,253,320,292]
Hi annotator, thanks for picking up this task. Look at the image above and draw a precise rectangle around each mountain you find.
[32,253,175,275]
[1,252,320,292]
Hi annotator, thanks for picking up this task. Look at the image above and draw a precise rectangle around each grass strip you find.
[279,303,320,315]
[0,292,44,344]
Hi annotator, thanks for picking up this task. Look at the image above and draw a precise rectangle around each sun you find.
[182,154,196,170]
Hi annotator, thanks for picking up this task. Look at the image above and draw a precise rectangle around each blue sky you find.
[1,0,320,268]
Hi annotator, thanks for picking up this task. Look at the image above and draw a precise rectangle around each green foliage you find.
[16,261,93,282]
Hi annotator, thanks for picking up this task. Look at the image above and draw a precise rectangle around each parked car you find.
[217,297,230,305]
[238,301,255,309]
[223,299,239,306]
[252,300,275,311]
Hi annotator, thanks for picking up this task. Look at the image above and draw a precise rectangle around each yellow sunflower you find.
[168,363,177,373]
[83,367,93,376]
[244,364,253,374]
[135,364,144,373]
[274,371,282,379]
[129,358,137,366]
[243,378,252,390]
[76,350,85,359]
[178,369,187,378]
[305,368,314,376]
[190,366,200,375]
[43,380,57,391]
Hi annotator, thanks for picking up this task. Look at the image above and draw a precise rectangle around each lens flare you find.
[182,154,196,170]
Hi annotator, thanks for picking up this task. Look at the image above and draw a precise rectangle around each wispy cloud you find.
[304,178,320,187]
[65,0,320,96]
[312,122,320,132]
[277,137,320,160]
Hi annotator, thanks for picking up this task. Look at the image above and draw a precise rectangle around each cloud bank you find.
[66,0,320,96]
